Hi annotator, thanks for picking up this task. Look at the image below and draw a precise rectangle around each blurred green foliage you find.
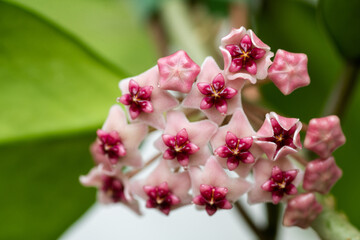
[0,0,157,238]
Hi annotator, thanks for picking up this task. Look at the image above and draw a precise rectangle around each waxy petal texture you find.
[255,112,302,160]
[248,158,302,205]
[131,159,192,215]
[155,111,217,168]
[268,49,310,95]
[283,193,323,228]
[91,105,148,170]
[190,157,251,215]
[220,27,274,84]
[157,50,200,93]
[182,57,243,125]
[211,108,259,177]
[119,66,179,129]
[303,156,342,194]
[304,116,346,159]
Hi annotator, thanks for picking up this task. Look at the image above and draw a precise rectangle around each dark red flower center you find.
[97,129,126,165]
[144,182,180,215]
[261,166,298,204]
[101,175,126,203]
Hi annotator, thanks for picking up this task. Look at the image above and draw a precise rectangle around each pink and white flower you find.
[268,49,310,95]
[157,50,200,93]
[155,111,217,169]
[211,108,258,177]
[283,193,323,228]
[118,66,178,129]
[131,159,192,215]
[80,165,140,214]
[303,156,342,194]
[255,112,302,160]
[248,157,302,205]
[304,115,346,159]
[91,105,147,170]
[190,157,251,216]
[182,57,243,125]
[220,27,273,84]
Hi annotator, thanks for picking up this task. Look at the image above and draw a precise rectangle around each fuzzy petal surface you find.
[157,50,200,93]
[268,49,310,95]
[119,66,179,129]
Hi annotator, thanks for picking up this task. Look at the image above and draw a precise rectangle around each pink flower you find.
[91,105,148,171]
[157,50,200,93]
[182,57,243,125]
[303,156,342,194]
[256,112,302,160]
[304,115,346,159]
[80,165,140,214]
[220,27,274,84]
[211,108,258,177]
[155,111,217,168]
[131,159,192,215]
[283,193,323,228]
[190,157,251,216]
[268,49,310,95]
[119,66,178,129]
[248,157,302,205]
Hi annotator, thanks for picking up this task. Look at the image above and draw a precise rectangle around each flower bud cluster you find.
[80,27,345,228]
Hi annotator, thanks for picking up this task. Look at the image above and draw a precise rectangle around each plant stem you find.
[323,61,360,118]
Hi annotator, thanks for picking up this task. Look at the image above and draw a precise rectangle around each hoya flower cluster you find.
[80,27,345,229]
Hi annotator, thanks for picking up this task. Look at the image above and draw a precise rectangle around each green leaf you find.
[0,1,155,238]
[7,0,158,75]
[319,0,360,61]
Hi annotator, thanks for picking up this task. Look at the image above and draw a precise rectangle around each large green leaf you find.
[8,0,158,75]
[254,0,360,227]
[0,1,155,238]
[319,0,360,61]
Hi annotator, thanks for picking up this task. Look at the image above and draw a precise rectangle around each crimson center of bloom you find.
[225,34,266,75]
[260,118,297,156]
[261,166,298,204]
[162,128,200,167]
[215,132,254,171]
[193,184,232,216]
[144,182,180,215]
[197,73,237,114]
[117,79,154,120]
[101,175,126,203]
[97,129,126,165]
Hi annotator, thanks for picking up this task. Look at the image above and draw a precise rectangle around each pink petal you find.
[227,156,240,170]
[229,58,243,72]
[214,145,232,158]
[163,148,176,160]
[225,131,238,149]
[128,79,139,95]
[220,87,238,99]
[251,48,266,60]
[239,152,255,164]
[129,104,141,119]
[118,94,132,105]
[245,59,257,75]
[215,98,228,114]
[177,153,190,167]
[240,34,252,52]
[139,101,153,113]
[200,96,214,110]
[193,195,206,205]
[137,86,153,99]
[162,134,176,147]
[176,128,189,146]
[212,73,225,90]
[225,44,241,57]
[183,142,200,154]
[197,82,212,95]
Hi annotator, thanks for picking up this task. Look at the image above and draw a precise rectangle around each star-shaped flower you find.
[91,105,148,171]
[268,49,310,95]
[210,108,259,177]
[304,115,346,159]
[220,27,274,84]
[303,156,342,194]
[118,66,179,129]
[155,111,217,169]
[182,57,243,125]
[190,157,251,216]
[283,193,323,229]
[131,159,192,215]
[255,112,302,160]
[80,165,140,214]
[247,157,302,205]
[157,50,200,93]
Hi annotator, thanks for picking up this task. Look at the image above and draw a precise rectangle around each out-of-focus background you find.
[0,0,359,239]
